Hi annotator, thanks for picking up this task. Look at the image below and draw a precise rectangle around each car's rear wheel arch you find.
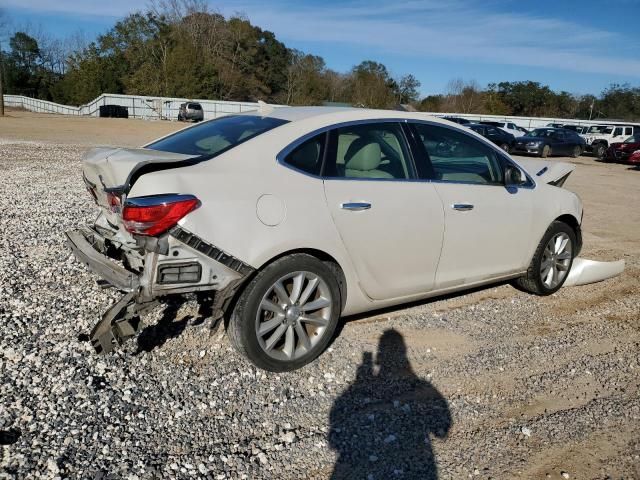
[255,248,347,311]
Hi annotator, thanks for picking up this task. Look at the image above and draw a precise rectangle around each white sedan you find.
[67,107,583,371]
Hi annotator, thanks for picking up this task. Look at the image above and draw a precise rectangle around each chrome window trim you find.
[275,117,536,189]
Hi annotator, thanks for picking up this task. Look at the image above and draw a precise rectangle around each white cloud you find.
[7,0,640,77]
[223,0,640,77]
[2,0,146,18]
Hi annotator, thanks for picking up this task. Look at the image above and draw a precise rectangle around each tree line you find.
[1,0,639,121]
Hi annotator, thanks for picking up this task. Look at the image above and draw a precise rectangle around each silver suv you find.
[177,102,204,122]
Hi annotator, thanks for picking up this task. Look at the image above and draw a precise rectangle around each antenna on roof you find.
[257,100,273,115]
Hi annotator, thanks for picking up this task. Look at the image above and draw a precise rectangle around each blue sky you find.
[3,0,639,96]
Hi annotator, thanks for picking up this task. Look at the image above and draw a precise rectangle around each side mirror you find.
[504,165,526,186]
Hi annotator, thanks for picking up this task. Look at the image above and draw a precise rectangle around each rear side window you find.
[283,133,326,176]
[148,115,288,157]
[325,123,415,180]
[412,123,503,185]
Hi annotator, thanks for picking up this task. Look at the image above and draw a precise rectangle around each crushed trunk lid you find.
[83,147,196,194]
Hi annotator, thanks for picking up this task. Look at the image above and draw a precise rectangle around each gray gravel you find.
[1,142,639,479]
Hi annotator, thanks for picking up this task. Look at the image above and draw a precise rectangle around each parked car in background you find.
[514,128,586,158]
[582,124,636,158]
[479,121,527,137]
[561,124,586,133]
[603,133,640,164]
[178,102,204,122]
[546,123,565,128]
[442,116,472,125]
[468,123,515,152]
[67,107,583,371]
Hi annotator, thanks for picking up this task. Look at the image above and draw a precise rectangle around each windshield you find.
[147,115,289,157]
[525,128,557,138]
[623,134,640,143]
[586,125,611,134]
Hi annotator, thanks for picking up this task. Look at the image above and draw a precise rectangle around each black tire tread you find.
[515,221,576,296]
[228,253,341,372]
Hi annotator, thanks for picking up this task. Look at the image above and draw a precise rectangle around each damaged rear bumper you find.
[66,224,253,354]
[66,227,139,292]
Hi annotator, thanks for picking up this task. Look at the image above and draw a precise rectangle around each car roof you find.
[236,105,457,127]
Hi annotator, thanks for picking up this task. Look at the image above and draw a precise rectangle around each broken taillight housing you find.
[106,192,122,214]
[122,194,200,236]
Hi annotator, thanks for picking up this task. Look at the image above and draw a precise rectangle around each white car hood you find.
[515,158,575,185]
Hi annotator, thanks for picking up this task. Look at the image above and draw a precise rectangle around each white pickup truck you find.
[582,124,636,157]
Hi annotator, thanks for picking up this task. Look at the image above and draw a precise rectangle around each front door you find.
[322,122,445,301]
[409,122,535,288]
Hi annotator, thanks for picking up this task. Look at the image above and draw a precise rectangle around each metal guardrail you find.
[3,94,265,121]
[3,94,638,129]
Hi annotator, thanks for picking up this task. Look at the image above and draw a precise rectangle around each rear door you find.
[409,122,534,287]
[322,121,445,300]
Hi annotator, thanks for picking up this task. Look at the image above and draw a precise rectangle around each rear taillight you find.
[122,194,200,236]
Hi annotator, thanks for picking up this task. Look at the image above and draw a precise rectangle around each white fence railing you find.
[3,94,635,129]
[3,94,265,121]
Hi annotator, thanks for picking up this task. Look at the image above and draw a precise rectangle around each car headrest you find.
[345,141,382,171]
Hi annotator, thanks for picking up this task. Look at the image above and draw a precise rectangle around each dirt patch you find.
[0,109,184,146]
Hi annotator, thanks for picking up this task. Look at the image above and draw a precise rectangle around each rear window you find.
[188,103,202,110]
[148,115,289,157]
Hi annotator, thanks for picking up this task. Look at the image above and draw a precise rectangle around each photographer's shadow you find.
[329,329,451,479]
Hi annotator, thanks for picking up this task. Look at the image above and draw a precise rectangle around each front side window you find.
[412,123,504,185]
[148,115,289,157]
[324,123,414,180]
[283,133,325,176]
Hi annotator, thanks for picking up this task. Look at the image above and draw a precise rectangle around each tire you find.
[594,143,606,158]
[228,254,342,372]
[571,145,582,158]
[500,143,511,153]
[514,221,576,295]
[540,145,550,158]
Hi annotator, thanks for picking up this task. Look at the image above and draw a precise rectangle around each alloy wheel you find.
[255,271,333,361]
[540,232,572,289]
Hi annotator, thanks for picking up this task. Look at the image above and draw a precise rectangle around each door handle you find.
[452,203,474,211]
[341,202,371,211]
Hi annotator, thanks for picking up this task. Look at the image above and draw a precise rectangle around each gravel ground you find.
[1,140,639,480]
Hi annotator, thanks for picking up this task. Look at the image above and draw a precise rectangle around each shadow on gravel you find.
[134,300,192,354]
[0,428,21,445]
[329,329,451,480]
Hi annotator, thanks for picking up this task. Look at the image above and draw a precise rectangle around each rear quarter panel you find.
[128,127,368,314]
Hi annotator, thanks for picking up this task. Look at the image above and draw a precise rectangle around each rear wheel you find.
[228,254,341,372]
[514,221,576,295]
[571,145,582,158]
[540,145,550,158]
[594,143,606,158]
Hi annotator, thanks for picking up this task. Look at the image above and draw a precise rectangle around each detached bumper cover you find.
[66,227,139,292]
[564,258,625,287]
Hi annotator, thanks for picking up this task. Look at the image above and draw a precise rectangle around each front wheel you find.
[500,143,511,153]
[514,221,576,295]
[228,254,341,372]
[540,145,550,158]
